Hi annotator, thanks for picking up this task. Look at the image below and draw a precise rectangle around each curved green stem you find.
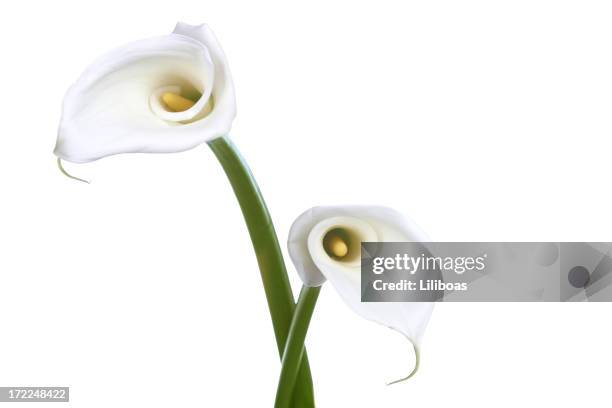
[208,136,315,407]
[275,285,321,408]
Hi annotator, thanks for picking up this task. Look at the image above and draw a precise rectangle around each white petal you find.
[288,206,434,378]
[172,23,236,137]
[55,23,236,163]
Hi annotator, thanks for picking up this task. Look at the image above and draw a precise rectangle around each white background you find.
[1,1,611,407]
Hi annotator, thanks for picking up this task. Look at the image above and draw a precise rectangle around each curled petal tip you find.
[57,158,90,184]
[386,341,420,386]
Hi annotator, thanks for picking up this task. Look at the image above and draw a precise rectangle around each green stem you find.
[207,136,315,407]
[275,285,321,408]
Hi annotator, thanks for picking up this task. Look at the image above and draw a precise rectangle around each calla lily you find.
[288,206,434,383]
[54,22,236,163]
[53,23,319,406]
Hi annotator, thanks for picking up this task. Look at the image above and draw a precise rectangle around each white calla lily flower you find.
[288,206,434,383]
[54,22,236,163]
